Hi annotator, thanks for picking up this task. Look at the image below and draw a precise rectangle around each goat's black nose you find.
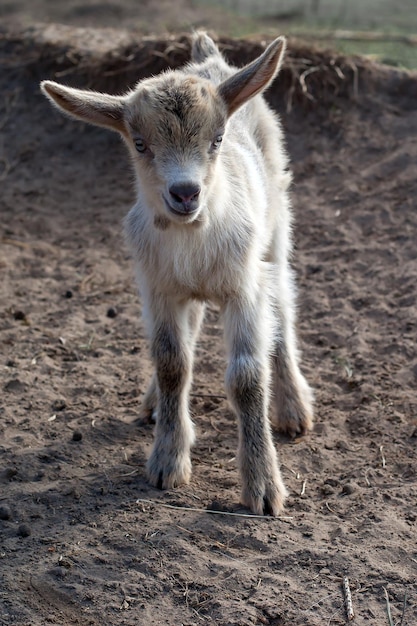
[169,183,201,207]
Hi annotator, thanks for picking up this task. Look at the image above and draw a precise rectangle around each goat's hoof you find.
[138,405,157,424]
[274,398,313,439]
[241,480,287,516]
[278,412,313,438]
[147,452,191,490]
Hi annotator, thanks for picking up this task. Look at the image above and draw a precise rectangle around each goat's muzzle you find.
[167,182,201,215]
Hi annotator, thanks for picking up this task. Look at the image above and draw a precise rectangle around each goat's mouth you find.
[163,196,200,222]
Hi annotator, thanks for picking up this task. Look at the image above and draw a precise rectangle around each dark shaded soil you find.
[1,17,416,626]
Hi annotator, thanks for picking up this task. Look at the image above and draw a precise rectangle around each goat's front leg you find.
[139,301,205,423]
[223,295,288,516]
[146,298,195,490]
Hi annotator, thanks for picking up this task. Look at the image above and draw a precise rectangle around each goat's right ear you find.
[218,36,286,116]
[40,81,126,134]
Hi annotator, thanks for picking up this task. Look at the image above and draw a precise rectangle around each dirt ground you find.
[1,7,417,626]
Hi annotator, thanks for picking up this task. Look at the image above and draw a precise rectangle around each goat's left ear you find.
[218,36,286,116]
[40,81,126,134]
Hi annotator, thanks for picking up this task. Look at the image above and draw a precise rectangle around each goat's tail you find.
[191,32,221,63]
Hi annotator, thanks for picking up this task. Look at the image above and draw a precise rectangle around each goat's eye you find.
[212,134,223,149]
[134,138,147,153]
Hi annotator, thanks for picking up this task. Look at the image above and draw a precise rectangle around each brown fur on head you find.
[126,73,226,137]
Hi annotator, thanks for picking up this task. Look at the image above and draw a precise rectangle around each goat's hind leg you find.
[272,341,313,437]
[146,298,201,489]
[138,372,157,423]
[271,267,313,437]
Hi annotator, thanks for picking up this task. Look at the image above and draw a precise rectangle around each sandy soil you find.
[1,12,417,626]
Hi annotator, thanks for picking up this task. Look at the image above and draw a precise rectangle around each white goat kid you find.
[41,33,313,515]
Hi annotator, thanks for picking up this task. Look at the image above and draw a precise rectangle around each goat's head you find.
[124,73,228,223]
[41,35,286,225]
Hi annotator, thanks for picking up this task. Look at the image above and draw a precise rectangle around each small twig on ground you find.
[325,501,337,514]
[400,591,407,626]
[332,63,345,80]
[119,469,138,477]
[209,416,222,433]
[1,237,30,249]
[301,590,342,614]
[343,577,355,621]
[281,463,298,476]
[300,479,307,496]
[135,498,293,520]
[347,60,359,99]
[174,524,194,535]
[379,445,386,468]
[299,66,319,100]
[191,607,208,622]
[383,587,394,626]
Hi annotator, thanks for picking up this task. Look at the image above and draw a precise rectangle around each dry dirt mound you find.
[1,25,416,625]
